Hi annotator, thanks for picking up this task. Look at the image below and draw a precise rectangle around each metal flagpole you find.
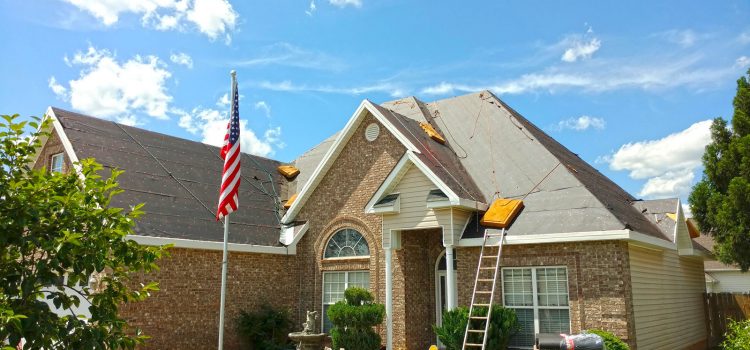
[218,215,230,349]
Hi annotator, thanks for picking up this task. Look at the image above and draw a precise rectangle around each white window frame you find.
[51,153,64,173]
[323,228,370,260]
[321,270,370,333]
[502,266,571,349]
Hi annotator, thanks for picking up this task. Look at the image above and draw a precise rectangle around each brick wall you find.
[294,112,406,346]
[33,129,72,173]
[120,248,298,350]
[457,240,637,348]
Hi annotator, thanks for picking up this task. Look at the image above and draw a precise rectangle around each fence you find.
[704,292,750,348]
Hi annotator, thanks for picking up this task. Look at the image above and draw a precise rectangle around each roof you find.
[51,107,288,246]
[693,234,737,270]
[375,92,668,241]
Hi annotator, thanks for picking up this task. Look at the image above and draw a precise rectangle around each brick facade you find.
[33,129,72,173]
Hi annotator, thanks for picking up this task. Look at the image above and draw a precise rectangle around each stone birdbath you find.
[288,310,327,350]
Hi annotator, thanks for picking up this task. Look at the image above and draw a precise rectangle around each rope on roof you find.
[114,122,217,219]
[200,142,282,225]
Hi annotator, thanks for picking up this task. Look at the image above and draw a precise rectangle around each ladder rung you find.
[477,279,494,282]
[481,255,498,259]
[470,316,488,320]
[466,343,484,347]
[467,329,485,333]
[476,291,492,294]
[479,267,496,270]
[474,303,490,307]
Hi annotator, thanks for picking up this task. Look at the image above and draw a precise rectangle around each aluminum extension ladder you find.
[462,228,506,350]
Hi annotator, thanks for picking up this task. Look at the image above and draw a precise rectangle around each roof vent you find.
[419,122,446,144]
[374,193,400,207]
[426,189,449,202]
[277,165,300,180]
[365,123,380,142]
[480,198,524,228]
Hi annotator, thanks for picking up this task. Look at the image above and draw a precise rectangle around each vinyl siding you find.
[629,244,706,349]
[706,271,750,293]
[382,166,471,244]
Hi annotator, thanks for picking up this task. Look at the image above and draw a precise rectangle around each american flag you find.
[217,73,241,220]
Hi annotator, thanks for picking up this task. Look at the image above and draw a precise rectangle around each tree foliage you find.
[0,114,169,349]
[690,68,750,271]
[326,287,384,350]
[432,305,519,350]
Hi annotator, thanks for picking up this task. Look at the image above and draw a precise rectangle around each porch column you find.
[385,247,393,350]
[445,244,457,309]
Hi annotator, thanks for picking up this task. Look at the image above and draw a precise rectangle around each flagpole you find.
[218,215,230,349]
[217,69,236,350]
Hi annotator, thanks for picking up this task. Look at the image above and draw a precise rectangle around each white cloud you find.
[174,107,283,157]
[557,116,605,131]
[328,0,362,8]
[736,56,750,69]
[561,38,601,62]
[235,43,347,72]
[305,0,317,16]
[62,0,237,41]
[49,46,172,122]
[605,119,713,198]
[169,52,193,68]
[420,54,742,96]
[254,101,271,118]
[257,80,406,97]
[216,93,230,107]
[48,77,68,99]
[658,29,700,48]
[739,31,750,45]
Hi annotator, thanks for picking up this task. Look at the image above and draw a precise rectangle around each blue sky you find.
[1,0,749,209]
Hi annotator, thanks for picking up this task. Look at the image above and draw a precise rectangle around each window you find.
[322,271,370,332]
[324,229,369,258]
[50,153,64,173]
[503,267,570,349]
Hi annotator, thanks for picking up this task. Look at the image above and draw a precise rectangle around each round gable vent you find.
[365,123,380,142]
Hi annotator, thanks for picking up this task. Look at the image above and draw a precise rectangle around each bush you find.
[326,287,385,350]
[586,329,629,350]
[433,305,519,350]
[721,319,750,350]
[237,304,295,350]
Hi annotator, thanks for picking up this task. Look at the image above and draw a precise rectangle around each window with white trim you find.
[324,229,370,258]
[503,267,570,349]
[50,153,64,173]
[322,271,370,333]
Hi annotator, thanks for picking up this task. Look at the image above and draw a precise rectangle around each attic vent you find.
[419,122,446,144]
[365,123,380,142]
[426,189,449,202]
[374,193,400,207]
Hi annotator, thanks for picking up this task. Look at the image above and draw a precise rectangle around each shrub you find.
[721,319,750,350]
[237,304,295,350]
[326,287,385,350]
[433,305,519,350]
[586,329,629,350]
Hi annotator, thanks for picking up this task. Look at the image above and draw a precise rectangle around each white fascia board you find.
[365,153,412,213]
[42,107,85,181]
[283,222,309,247]
[128,235,295,255]
[282,100,420,224]
[279,221,309,246]
[406,152,460,203]
[457,229,677,250]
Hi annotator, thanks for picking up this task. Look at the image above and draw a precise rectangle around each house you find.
[33,91,710,350]
[693,232,750,293]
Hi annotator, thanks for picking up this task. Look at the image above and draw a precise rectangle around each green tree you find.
[690,68,750,271]
[0,114,169,349]
[327,287,384,350]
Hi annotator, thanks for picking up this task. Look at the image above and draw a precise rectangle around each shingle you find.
[52,107,286,246]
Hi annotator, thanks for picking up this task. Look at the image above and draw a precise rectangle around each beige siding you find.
[707,271,750,293]
[383,166,441,231]
[629,244,706,349]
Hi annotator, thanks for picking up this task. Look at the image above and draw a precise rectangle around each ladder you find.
[462,228,506,350]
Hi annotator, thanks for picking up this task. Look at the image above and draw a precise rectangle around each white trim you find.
[45,108,84,180]
[457,229,678,250]
[365,152,488,215]
[127,235,295,255]
[321,270,371,333]
[282,100,420,224]
[50,152,65,173]
[280,222,309,246]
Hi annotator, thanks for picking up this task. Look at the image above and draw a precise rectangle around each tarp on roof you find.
[53,107,287,246]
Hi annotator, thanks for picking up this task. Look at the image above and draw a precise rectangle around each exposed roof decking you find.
[53,107,287,246]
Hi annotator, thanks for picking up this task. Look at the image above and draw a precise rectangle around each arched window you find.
[324,228,369,258]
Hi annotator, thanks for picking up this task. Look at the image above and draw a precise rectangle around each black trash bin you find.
[535,333,604,350]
